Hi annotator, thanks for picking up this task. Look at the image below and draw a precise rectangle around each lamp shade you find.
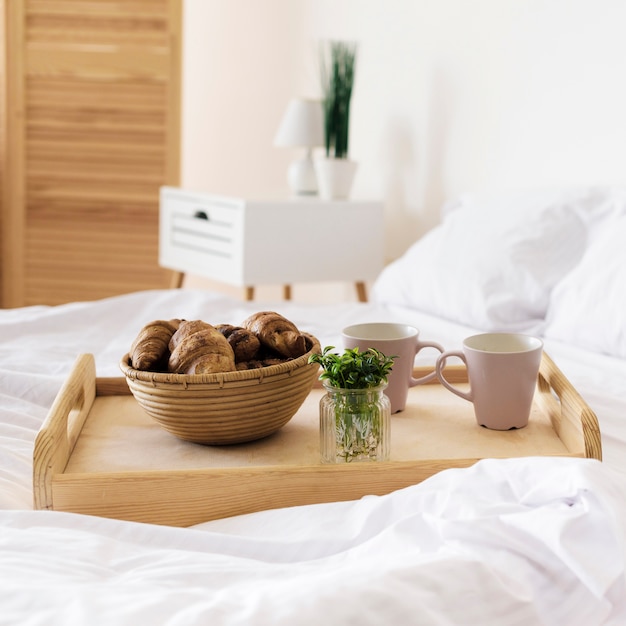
[274,98,324,148]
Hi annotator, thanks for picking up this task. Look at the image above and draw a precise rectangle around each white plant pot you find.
[314,158,358,200]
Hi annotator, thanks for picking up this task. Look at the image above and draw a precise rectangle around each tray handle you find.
[535,352,602,460]
[33,353,97,510]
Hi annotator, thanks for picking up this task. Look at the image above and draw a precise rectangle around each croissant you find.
[236,357,285,371]
[215,324,261,362]
[168,319,209,351]
[168,320,236,374]
[242,311,306,359]
[130,319,181,371]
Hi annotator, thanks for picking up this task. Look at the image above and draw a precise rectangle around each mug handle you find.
[409,340,445,386]
[435,351,473,402]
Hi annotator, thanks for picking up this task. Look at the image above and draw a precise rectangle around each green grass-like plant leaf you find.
[320,41,357,159]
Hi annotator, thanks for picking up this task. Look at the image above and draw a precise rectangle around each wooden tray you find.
[34,353,602,527]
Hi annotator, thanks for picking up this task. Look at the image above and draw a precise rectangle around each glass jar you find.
[320,382,391,463]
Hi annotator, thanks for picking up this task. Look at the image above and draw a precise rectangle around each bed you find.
[1,187,625,625]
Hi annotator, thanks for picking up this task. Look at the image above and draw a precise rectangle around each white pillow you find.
[371,190,608,331]
[543,213,626,358]
[441,186,606,218]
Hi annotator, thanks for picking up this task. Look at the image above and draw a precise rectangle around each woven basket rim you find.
[120,333,321,385]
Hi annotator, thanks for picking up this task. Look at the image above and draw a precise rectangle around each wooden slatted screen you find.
[2,0,181,307]
[0,2,5,304]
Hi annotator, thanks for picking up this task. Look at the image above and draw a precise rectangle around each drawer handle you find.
[194,210,209,220]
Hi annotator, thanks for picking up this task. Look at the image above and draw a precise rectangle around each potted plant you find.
[315,40,358,200]
[309,346,395,463]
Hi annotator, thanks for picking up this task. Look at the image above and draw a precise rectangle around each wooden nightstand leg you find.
[355,281,368,303]
[245,286,255,301]
[169,271,184,289]
[283,284,292,300]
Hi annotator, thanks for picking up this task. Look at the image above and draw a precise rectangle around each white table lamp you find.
[274,98,324,195]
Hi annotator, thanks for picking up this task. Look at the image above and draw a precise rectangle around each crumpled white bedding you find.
[2,458,625,626]
[1,289,625,625]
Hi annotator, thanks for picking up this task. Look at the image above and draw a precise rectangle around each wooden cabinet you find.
[0,0,182,307]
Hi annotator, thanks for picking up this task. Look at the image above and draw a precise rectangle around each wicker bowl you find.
[120,334,321,445]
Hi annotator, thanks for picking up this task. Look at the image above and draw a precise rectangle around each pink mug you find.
[436,333,543,430]
[341,323,444,413]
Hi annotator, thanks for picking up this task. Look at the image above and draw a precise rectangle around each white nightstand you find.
[159,187,385,302]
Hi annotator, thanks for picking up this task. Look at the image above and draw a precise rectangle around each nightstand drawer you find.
[170,213,235,258]
[160,189,245,283]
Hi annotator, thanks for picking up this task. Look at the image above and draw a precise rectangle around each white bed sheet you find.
[1,289,625,625]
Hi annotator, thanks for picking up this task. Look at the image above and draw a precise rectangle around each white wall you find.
[181,0,626,300]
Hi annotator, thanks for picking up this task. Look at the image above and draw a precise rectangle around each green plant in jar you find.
[309,346,395,463]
